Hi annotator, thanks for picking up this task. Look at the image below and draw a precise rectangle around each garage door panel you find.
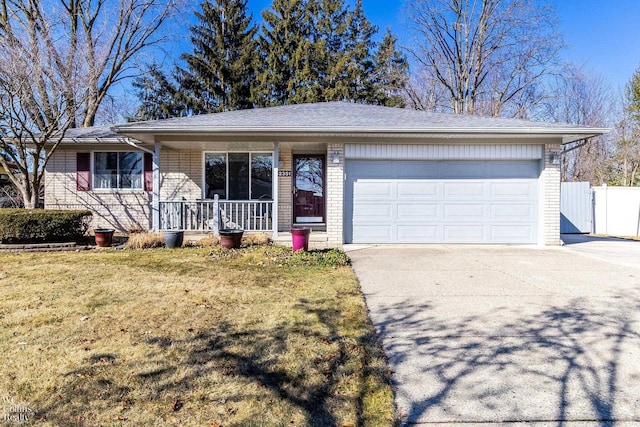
[397,203,438,220]
[354,181,393,197]
[490,225,535,241]
[346,160,539,244]
[353,203,393,222]
[444,182,485,198]
[443,203,485,220]
[397,225,439,241]
[444,225,485,240]
[490,204,535,221]
[490,182,535,198]
[353,225,393,242]
[397,181,438,198]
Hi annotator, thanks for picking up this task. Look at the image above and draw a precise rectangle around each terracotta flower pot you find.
[94,228,115,247]
[219,229,244,249]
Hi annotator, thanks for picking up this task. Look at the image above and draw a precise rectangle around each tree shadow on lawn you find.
[32,299,392,426]
[372,291,640,426]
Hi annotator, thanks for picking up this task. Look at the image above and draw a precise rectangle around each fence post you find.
[213,194,220,236]
[603,184,608,235]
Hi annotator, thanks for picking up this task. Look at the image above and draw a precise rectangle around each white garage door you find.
[345,160,540,244]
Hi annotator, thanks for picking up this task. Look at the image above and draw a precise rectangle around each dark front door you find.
[293,155,325,223]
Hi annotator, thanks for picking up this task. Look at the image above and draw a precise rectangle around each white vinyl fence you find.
[560,182,593,233]
[592,185,640,237]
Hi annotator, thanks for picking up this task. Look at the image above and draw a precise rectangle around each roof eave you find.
[113,125,610,142]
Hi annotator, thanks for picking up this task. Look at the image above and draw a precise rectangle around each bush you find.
[0,209,92,243]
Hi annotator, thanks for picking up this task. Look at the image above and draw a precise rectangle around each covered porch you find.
[128,137,341,242]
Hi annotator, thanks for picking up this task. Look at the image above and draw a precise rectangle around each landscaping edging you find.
[0,242,93,252]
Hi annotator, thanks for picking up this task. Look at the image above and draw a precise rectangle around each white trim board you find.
[344,144,543,160]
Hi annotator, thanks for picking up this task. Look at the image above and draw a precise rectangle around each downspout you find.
[272,142,279,238]
[120,137,160,232]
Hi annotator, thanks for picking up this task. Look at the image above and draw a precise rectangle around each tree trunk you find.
[23,193,38,209]
[16,178,36,209]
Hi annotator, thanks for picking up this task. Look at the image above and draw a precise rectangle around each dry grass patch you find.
[0,247,396,426]
[124,232,164,249]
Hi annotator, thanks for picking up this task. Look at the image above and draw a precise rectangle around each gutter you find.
[119,137,154,155]
[112,125,610,145]
[112,125,610,136]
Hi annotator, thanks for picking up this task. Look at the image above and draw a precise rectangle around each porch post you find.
[152,142,161,231]
[213,194,220,236]
[272,142,279,238]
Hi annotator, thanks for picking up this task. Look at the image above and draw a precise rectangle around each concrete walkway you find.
[347,243,640,425]
[562,234,640,270]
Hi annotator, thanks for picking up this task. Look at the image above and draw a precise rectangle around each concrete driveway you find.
[347,240,640,426]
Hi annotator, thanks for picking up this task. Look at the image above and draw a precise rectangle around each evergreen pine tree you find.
[311,0,351,101]
[179,0,257,113]
[370,29,409,107]
[343,0,378,102]
[255,0,314,106]
[132,63,185,121]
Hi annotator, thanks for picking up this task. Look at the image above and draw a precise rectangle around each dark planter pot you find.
[163,231,184,249]
[94,228,115,248]
[291,227,311,252]
[219,229,244,249]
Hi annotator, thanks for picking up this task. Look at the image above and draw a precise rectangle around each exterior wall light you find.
[550,152,560,165]
[330,151,341,164]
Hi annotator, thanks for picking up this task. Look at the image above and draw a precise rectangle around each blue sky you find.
[242,0,640,90]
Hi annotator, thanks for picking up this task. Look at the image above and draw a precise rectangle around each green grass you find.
[0,246,396,426]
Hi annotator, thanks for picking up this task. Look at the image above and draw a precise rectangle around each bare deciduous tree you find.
[56,0,179,127]
[0,0,81,208]
[611,116,640,186]
[0,0,178,208]
[542,64,615,184]
[406,0,563,118]
[611,68,640,186]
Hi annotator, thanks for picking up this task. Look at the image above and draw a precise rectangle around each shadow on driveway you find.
[378,297,640,425]
[349,246,640,426]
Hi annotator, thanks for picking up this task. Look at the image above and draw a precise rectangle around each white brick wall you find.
[542,144,561,245]
[45,148,152,231]
[277,148,293,232]
[45,146,201,232]
[160,148,201,200]
[326,142,344,246]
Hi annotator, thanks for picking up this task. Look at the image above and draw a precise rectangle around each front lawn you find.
[0,246,396,426]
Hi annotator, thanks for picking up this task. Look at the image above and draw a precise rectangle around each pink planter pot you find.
[291,228,310,252]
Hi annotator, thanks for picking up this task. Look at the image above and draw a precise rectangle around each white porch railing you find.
[159,198,273,233]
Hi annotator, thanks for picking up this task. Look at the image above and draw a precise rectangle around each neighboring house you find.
[45,102,607,246]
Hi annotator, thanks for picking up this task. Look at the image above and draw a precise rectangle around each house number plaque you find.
[278,171,292,177]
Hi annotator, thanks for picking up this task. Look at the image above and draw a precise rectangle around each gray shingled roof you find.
[113,102,604,133]
[60,102,608,143]
[63,125,120,141]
